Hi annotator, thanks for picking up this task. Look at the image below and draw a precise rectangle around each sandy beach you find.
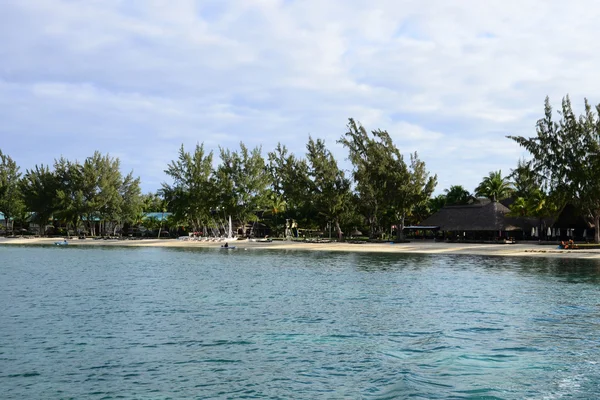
[1,236,600,259]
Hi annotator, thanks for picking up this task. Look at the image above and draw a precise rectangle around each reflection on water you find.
[1,246,600,399]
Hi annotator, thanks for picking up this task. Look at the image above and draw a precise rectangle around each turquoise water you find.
[1,246,600,399]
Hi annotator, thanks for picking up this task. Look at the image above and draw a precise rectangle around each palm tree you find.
[428,194,447,214]
[508,197,528,217]
[508,188,550,238]
[444,185,472,205]
[265,193,287,237]
[475,171,513,202]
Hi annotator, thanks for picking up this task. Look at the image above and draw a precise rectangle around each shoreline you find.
[2,237,600,259]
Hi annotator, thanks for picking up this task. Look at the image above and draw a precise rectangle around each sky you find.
[2,0,600,195]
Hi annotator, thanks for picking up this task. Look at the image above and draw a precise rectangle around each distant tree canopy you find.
[7,152,142,236]
[509,95,600,243]
[6,107,595,241]
[0,150,23,235]
[339,118,437,240]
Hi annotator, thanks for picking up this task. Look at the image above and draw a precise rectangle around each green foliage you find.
[444,185,472,205]
[118,172,143,230]
[510,159,542,199]
[475,170,513,202]
[0,150,24,235]
[509,96,600,242]
[20,165,58,235]
[162,143,216,231]
[428,194,447,214]
[3,119,440,241]
[141,192,166,213]
[267,143,311,226]
[305,136,351,239]
[78,152,135,236]
[216,142,270,237]
[339,119,437,240]
[53,157,85,235]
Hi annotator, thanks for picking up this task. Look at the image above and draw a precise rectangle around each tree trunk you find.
[6,213,12,236]
[335,220,342,240]
[595,214,600,244]
[369,216,376,239]
[396,214,406,242]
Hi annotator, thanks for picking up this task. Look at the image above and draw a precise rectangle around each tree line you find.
[2,103,600,242]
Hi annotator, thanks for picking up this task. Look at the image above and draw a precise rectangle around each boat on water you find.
[54,240,68,246]
[221,244,236,250]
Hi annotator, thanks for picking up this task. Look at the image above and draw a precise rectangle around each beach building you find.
[419,200,533,241]
[551,204,595,241]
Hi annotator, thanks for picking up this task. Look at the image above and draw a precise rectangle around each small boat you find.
[54,240,68,246]
[221,245,236,250]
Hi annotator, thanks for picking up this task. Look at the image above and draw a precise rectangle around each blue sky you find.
[2,0,600,194]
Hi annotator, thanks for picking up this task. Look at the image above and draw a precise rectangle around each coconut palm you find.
[475,171,513,202]
[508,197,528,217]
[444,185,472,205]
[270,194,287,237]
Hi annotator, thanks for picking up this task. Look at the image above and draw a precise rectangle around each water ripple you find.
[1,246,600,398]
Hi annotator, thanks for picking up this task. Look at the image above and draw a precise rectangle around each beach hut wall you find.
[421,202,522,232]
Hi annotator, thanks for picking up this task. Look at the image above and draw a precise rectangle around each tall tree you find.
[267,143,311,230]
[475,170,513,202]
[0,150,24,235]
[305,137,351,239]
[116,172,143,236]
[339,119,436,240]
[216,142,270,237]
[20,165,58,235]
[54,157,85,237]
[388,152,437,241]
[162,143,216,233]
[338,119,390,238]
[80,152,123,236]
[509,96,600,242]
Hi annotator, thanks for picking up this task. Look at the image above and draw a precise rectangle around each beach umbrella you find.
[531,227,535,237]
[547,227,551,237]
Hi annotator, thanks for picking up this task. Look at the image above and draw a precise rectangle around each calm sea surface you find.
[1,246,600,399]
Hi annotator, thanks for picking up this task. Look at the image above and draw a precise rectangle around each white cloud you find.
[2,0,600,194]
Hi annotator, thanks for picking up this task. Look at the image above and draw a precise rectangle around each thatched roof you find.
[552,204,594,229]
[421,201,522,231]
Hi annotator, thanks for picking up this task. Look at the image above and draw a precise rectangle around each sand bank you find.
[1,237,600,259]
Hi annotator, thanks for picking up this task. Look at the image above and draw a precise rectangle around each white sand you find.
[1,237,599,259]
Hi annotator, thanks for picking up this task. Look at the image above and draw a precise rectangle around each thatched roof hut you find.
[552,204,594,230]
[421,201,522,232]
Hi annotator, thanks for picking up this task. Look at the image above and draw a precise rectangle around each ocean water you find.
[1,246,599,399]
